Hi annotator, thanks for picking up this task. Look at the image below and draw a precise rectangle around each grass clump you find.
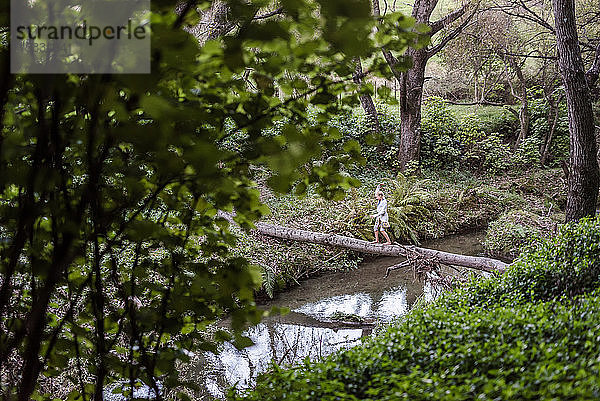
[232,216,600,401]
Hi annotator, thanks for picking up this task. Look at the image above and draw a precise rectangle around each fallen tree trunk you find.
[255,222,508,273]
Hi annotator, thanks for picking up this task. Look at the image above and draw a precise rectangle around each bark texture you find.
[353,57,381,133]
[552,0,600,221]
[255,221,508,273]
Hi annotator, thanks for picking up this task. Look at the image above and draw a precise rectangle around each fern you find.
[261,265,276,298]
[382,175,430,245]
[337,175,430,245]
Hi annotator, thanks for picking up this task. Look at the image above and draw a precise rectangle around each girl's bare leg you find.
[371,230,379,243]
[382,231,392,245]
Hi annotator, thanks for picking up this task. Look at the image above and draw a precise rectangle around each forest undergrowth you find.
[235,167,566,298]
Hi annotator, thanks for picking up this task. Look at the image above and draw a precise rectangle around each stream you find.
[185,230,487,400]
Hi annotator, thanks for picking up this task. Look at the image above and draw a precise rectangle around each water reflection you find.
[294,293,373,319]
[377,287,409,317]
[198,284,424,399]
[193,230,487,399]
[203,322,364,398]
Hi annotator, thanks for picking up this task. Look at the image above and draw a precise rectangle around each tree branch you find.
[444,99,505,106]
[498,51,557,60]
[429,3,469,35]
[371,0,404,84]
[253,7,284,20]
[585,41,600,90]
[428,4,479,58]
[517,0,555,32]
[489,3,554,34]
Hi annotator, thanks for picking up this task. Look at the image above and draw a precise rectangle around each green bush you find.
[233,217,600,401]
[476,106,519,139]
[421,99,516,174]
[483,209,559,259]
[456,113,485,145]
[421,97,461,169]
[449,104,519,140]
[511,136,542,171]
[461,216,600,309]
[335,174,429,244]
[464,132,511,174]
[317,105,401,170]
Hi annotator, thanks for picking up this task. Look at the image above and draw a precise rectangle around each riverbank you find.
[177,231,487,400]
[232,168,565,296]
[234,216,600,401]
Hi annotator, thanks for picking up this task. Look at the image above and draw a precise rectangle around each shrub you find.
[384,175,430,244]
[528,90,569,166]
[420,97,461,169]
[483,209,559,259]
[456,113,485,145]
[460,216,600,309]
[476,106,519,139]
[336,174,429,244]
[421,100,517,174]
[464,132,511,174]
[511,135,542,170]
[322,105,401,170]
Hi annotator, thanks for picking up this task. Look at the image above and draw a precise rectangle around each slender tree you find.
[353,57,382,133]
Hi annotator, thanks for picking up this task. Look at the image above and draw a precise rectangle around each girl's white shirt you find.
[376,197,389,223]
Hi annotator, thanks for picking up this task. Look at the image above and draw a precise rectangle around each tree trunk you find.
[353,57,381,133]
[540,101,559,165]
[371,0,473,172]
[504,56,530,148]
[552,0,599,222]
[398,52,427,171]
[540,93,563,166]
[254,221,508,273]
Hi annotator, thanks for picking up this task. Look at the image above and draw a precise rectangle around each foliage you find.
[512,135,542,170]
[475,106,519,139]
[460,216,600,308]
[421,98,515,174]
[484,209,561,259]
[0,0,426,398]
[233,217,600,401]
[455,113,485,145]
[528,90,570,166]
[447,104,519,140]
[230,168,565,299]
[420,97,461,170]
[420,97,564,174]
[233,187,361,298]
[317,103,402,170]
[383,175,430,244]
[335,174,428,244]
[464,132,512,174]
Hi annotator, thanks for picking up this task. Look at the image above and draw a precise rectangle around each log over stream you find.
[254,222,508,273]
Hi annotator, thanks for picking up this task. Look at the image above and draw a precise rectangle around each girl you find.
[371,184,392,245]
